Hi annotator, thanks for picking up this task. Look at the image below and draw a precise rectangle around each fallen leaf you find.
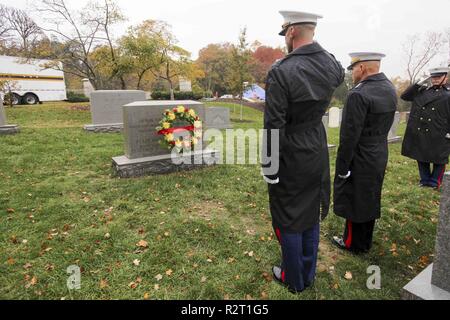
[344,271,353,280]
[201,276,207,283]
[165,269,173,276]
[154,284,160,290]
[45,264,55,271]
[143,293,150,300]
[23,263,33,270]
[262,272,272,282]
[7,257,15,265]
[137,240,148,248]
[6,208,15,213]
[133,259,141,266]
[155,274,163,281]
[100,279,108,289]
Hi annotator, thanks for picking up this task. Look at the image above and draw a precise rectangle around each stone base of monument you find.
[112,149,220,178]
[84,123,123,133]
[402,264,450,300]
[0,125,20,135]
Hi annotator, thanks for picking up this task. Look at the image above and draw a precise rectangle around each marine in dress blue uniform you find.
[401,67,450,189]
[332,53,398,254]
[262,10,344,293]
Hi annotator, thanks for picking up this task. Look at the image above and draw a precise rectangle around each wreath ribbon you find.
[157,125,195,135]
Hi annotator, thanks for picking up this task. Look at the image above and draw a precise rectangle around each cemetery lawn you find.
[0,102,441,300]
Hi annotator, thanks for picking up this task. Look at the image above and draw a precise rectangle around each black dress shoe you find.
[272,266,305,294]
[332,236,348,250]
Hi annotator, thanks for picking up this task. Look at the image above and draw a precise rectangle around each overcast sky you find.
[1,0,449,79]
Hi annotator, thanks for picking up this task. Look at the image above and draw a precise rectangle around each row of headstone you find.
[0,95,20,135]
[84,90,232,133]
[324,108,402,144]
[402,172,450,300]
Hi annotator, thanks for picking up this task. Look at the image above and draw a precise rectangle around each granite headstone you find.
[112,100,219,178]
[402,172,450,300]
[322,115,336,149]
[0,95,20,135]
[205,107,233,129]
[329,107,341,128]
[388,112,402,144]
[84,90,146,133]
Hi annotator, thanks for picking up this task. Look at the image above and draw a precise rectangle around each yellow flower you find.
[176,106,185,113]
[194,130,202,138]
[175,140,182,148]
[168,112,176,121]
[162,122,171,129]
[165,133,174,142]
[194,120,202,129]
[192,137,199,145]
[188,109,196,117]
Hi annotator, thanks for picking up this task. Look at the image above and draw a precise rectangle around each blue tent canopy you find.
[243,84,265,101]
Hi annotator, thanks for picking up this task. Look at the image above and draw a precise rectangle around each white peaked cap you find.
[347,52,386,70]
[278,11,323,36]
[429,67,450,76]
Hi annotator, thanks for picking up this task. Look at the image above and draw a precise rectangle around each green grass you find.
[0,101,441,300]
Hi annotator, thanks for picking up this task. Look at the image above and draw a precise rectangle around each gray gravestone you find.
[329,107,341,128]
[388,112,402,144]
[205,107,233,129]
[322,115,336,149]
[112,100,219,178]
[0,95,20,135]
[84,90,146,133]
[402,172,450,300]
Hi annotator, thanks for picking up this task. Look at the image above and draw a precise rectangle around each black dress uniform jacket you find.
[334,73,397,223]
[263,42,345,234]
[401,84,450,164]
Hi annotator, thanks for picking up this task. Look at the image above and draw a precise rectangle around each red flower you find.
[185,108,189,112]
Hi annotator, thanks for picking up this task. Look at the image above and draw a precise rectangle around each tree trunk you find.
[169,83,175,100]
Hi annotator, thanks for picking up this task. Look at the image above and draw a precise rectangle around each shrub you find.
[151,90,204,101]
[67,91,90,103]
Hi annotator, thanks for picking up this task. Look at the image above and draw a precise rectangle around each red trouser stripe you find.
[438,165,446,188]
[345,220,353,249]
[275,228,282,244]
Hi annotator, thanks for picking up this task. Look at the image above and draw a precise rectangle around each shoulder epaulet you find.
[271,55,293,69]
[351,82,364,92]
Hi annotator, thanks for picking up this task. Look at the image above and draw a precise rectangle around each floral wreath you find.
[156,105,202,153]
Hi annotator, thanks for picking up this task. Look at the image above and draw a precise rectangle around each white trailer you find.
[0,55,67,105]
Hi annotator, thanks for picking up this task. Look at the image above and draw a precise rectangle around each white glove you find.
[338,171,351,179]
[417,76,431,86]
[261,168,280,184]
[263,175,280,185]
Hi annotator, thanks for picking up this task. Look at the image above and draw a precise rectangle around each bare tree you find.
[446,28,450,67]
[83,0,127,89]
[5,7,42,53]
[403,31,445,84]
[0,5,11,40]
[35,0,125,90]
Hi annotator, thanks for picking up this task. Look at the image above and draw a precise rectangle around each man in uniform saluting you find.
[262,10,344,293]
[401,67,450,189]
[332,53,397,254]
